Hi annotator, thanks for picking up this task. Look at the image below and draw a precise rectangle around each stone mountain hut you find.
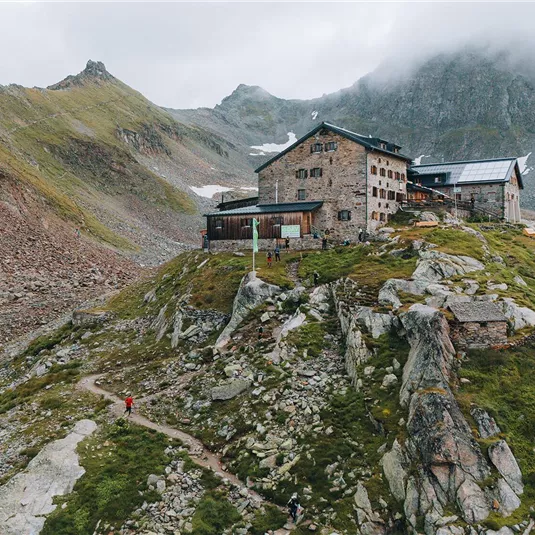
[448,301,508,348]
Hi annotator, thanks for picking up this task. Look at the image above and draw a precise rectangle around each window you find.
[380,213,386,222]
[371,211,379,220]
[325,141,338,152]
[372,187,378,197]
[380,189,386,199]
[241,218,253,228]
[380,143,387,150]
[394,148,399,154]
[310,167,322,178]
[338,210,351,221]
[298,189,306,200]
[401,173,405,181]
[395,171,401,180]
[387,170,393,179]
[371,165,378,175]
[311,143,323,153]
[380,168,386,177]
[296,169,308,179]
[328,177,333,187]
[272,216,284,226]
[329,157,333,165]
[388,191,395,200]
[215,219,223,229]
[386,203,389,209]
[434,177,441,183]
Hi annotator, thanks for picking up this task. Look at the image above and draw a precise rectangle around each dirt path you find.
[78,375,295,533]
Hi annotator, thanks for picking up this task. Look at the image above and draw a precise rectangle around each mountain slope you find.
[168,49,535,207]
[0,61,256,344]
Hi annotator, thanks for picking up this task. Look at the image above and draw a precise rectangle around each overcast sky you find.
[1,2,534,109]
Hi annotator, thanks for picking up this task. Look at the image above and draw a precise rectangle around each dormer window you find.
[434,177,441,183]
[380,143,387,150]
[311,143,323,153]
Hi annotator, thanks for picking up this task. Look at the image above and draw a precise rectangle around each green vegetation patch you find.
[190,490,241,535]
[458,344,535,525]
[42,421,173,535]
[299,246,417,292]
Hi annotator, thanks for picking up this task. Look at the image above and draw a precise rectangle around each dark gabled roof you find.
[410,157,523,189]
[254,122,412,173]
[449,301,507,323]
[204,201,323,217]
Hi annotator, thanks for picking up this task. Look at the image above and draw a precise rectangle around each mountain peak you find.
[48,59,114,90]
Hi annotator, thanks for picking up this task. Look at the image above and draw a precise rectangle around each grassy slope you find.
[0,74,198,249]
[5,225,535,532]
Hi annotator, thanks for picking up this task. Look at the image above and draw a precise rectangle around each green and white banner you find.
[252,218,259,252]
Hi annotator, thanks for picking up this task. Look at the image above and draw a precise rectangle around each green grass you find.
[42,421,173,535]
[190,491,241,535]
[250,505,287,535]
[299,245,417,292]
[457,344,535,525]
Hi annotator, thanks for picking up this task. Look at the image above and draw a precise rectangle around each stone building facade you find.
[410,158,523,222]
[448,302,508,348]
[256,123,411,238]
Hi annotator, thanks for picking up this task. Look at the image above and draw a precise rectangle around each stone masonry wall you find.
[257,130,409,239]
[258,131,368,239]
[366,151,408,230]
[450,321,508,348]
[208,236,323,252]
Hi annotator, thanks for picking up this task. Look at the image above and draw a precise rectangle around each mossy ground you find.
[457,344,535,526]
[42,421,174,535]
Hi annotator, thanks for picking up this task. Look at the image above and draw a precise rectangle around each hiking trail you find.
[78,375,297,535]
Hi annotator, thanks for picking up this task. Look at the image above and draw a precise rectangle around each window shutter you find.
[305,170,308,178]
[348,211,352,221]
[337,211,341,221]
[295,170,299,178]
[320,168,323,177]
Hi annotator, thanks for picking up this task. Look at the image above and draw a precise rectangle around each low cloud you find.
[0,2,534,108]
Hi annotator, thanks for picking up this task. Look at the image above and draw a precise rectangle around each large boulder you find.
[412,250,484,283]
[216,272,281,347]
[378,278,429,309]
[488,440,523,495]
[470,407,501,439]
[0,419,97,535]
[499,298,535,331]
[354,306,398,339]
[381,439,409,502]
[211,378,251,401]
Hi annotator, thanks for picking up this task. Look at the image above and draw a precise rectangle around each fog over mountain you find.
[2,2,535,108]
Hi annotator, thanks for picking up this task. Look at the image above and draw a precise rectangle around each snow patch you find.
[311,111,318,120]
[518,153,532,174]
[249,152,266,156]
[414,154,430,165]
[241,187,259,191]
[250,132,297,154]
[190,185,232,199]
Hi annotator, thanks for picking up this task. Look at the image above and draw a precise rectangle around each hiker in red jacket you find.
[124,394,134,417]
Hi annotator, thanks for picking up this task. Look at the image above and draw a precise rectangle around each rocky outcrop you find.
[412,250,484,283]
[500,298,535,331]
[216,273,281,348]
[0,419,97,535]
[471,407,501,439]
[398,305,499,529]
[399,305,456,406]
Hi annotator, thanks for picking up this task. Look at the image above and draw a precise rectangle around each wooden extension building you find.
[205,201,323,247]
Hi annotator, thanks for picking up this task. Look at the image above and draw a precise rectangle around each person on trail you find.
[274,245,281,262]
[285,236,290,253]
[321,237,327,250]
[258,326,264,340]
[287,493,300,523]
[313,271,320,287]
[124,394,134,417]
[267,251,273,268]
[358,228,364,243]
